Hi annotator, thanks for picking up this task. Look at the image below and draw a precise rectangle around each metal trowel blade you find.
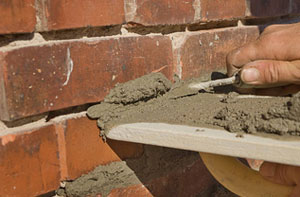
[169,75,237,99]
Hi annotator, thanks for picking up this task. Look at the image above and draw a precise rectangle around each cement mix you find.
[87,73,300,138]
[57,145,209,197]
[57,161,141,197]
[63,73,293,197]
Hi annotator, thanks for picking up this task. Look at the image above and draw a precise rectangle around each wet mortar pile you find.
[88,72,300,138]
[58,72,300,196]
[56,161,141,197]
[57,145,235,197]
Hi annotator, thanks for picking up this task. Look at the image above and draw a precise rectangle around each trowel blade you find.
[169,76,237,99]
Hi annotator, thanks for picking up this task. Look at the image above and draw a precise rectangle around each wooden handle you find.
[199,152,293,197]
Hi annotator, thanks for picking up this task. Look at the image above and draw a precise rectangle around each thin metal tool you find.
[189,75,239,90]
[189,71,245,90]
[188,69,288,91]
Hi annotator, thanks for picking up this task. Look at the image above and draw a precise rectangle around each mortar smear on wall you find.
[193,0,201,22]
[125,0,137,22]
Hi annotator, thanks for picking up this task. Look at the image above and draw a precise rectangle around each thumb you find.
[240,60,300,86]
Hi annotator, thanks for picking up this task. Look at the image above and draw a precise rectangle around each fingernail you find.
[260,163,276,178]
[242,68,260,83]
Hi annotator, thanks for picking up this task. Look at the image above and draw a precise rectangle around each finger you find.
[241,60,300,86]
[226,40,279,76]
[253,84,300,96]
[261,24,293,35]
[246,159,264,171]
[226,42,258,76]
[227,24,300,77]
[260,162,300,186]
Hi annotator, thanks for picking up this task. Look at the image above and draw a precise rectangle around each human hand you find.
[227,23,300,96]
[260,162,300,197]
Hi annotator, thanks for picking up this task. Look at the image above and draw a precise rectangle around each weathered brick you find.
[246,0,290,18]
[0,0,36,34]
[199,0,246,21]
[62,116,144,180]
[172,26,259,80]
[36,0,125,31]
[0,125,60,196]
[0,36,173,121]
[125,0,246,25]
[108,185,153,197]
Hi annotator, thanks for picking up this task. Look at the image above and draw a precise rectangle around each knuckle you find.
[226,49,240,76]
[263,62,280,84]
[263,24,282,34]
[226,48,239,65]
[257,34,277,47]
[278,165,287,182]
[278,165,293,184]
[263,25,274,33]
[292,63,300,82]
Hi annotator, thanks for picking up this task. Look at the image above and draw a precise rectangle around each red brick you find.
[173,26,259,80]
[62,116,145,180]
[0,0,36,34]
[125,0,246,25]
[199,0,246,21]
[144,158,216,196]
[107,139,144,160]
[0,36,173,121]
[0,125,60,196]
[62,116,120,180]
[246,0,290,18]
[108,184,153,197]
[36,0,125,31]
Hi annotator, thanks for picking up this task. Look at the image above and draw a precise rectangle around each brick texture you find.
[108,185,153,197]
[173,26,260,80]
[0,0,36,34]
[125,0,295,26]
[199,0,246,21]
[125,0,246,25]
[36,0,125,31]
[0,114,147,196]
[0,36,173,121]
[2,0,296,196]
[144,159,216,196]
[63,116,144,180]
[0,125,60,197]
[107,139,144,160]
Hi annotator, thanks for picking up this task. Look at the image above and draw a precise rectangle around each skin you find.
[226,22,300,196]
[227,23,300,96]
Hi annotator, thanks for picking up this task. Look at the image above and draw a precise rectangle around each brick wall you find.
[1,1,299,196]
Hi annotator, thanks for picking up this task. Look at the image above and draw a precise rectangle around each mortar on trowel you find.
[87,72,299,197]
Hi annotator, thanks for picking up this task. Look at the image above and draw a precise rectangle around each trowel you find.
[170,70,282,99]
[101,72,298,196]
